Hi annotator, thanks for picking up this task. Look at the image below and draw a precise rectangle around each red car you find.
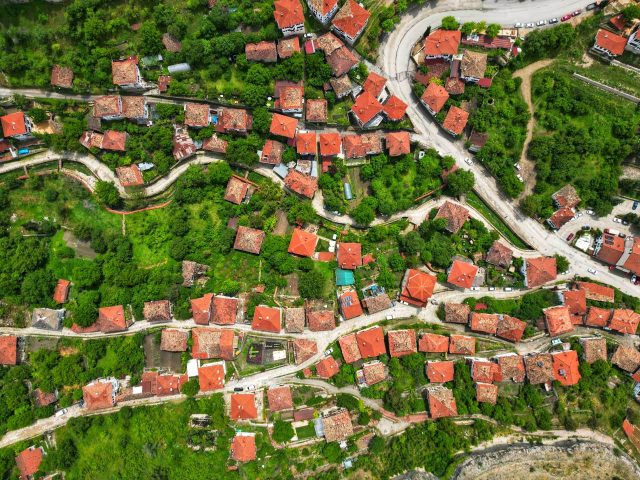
[566,233,575,241]
[561,14,572,21]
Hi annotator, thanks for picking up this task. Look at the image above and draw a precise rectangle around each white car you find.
[514,163,521,171]
[430,299,439,305]
[586,209,594,215]
[515,22,523,28]
[246,384,256,391]
[613,217,622,223]
[386,315,394,320]
[54,408,68,417]
[587,268,598,275]
[536,20,547,26]
[504,287,513,292]
[464,157,472,165]
[488,286,496,291]
[576,212,583,217]
[470,286,480,291]
[526,22,534,28]
[516,174,524,182]
[549,18,559,24]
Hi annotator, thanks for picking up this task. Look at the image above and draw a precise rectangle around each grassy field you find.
[574,60,640,98]
[465,192,530,249]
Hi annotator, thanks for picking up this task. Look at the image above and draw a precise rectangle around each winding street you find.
[0,0,636,451]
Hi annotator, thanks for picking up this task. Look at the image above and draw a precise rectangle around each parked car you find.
[566,233,575,241]
[516,174,524,182]
[465,157,472,165]
[430,299,438,305]
[586,209,594,215]
[632,275,637,284]
[622,220,630,226]
[587,268,598,275]
[549,18,559,23]
[633,201,638,210]
[572,9,582,16]
[386,314,394,320]
[561,14,572,21]
[619,232,627,238]
[514,163,521,171]
[576,212,583,217]
[488,286,496,291]
[470,286,480,291]
[586,3,597,10]
[582,225,590,230]
[246,384,256,391]
[515,22,523,28]
[233,387,244,392]
[54,408,68,417]
[526,22,534,28]
[504,287,513,292]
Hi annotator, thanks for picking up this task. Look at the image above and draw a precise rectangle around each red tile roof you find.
[316,356,340,378]
[102,130,127,151]
[485,241,513,268]
[202,134,228,154]
[112,57,139,85]
[93,96,121,118]
[496,354,526,383]
[362,361,386,385]
[15,446,43,479]
[277,85,304,111]
[351,91,383,125]
[307,309,335,331]
[610,14,627,31]
[224,175,252,205]
[191,328,234,360]
[51,65,74,88]
[362,72,386,98]
[476,382,498,404]
[337,242,362,269]
[160,329,188,352]
[563,289,587,316]
[191,293,213,325]
[470,313,499,335]
[339,333,362,364]
[553,184,581,209]
[285,307,305,333]
[387,329,417,357]
[183,103,210,128]
[284,170,318,198]
[288,229,318,258]
[609,309,640,335]
[424,29,461,56]
[443,106,469,135]
[297,130,319,154]
[278,36,301,58]
[319,132,342,156]
[525,256,557,288]
[385,131,411,157]
[548,207,575,229]
[472,360,502,383]
[231,433,257,462]
[445,303,471,324]
[245,41,278,62]
[322,409,354,442]
[212,295,238,325]
[524,353,554,384]
[83,380,114,410]
[116,164,144,187]
[426,361,454,383]
[435,201,469,233]
[0,335,17,365]
[252,305,281,333]
[270,113,299,139]
[595,28,627,56]
[308,0,338,16]
[449,334,475,355]
[339,290,364,319]
[267,385,293,411]
[623,237,640,276]
[53,279,70,304]
[217,108,252,134]
[261,139,285,164]
[156,373,187,396]
[581,337,607,363]
[97,305,127,333]
[234,226,265,254]
[496,315,526,343]
[356,326,386,358]
[612,344,640,372]
[552,350,581,386]
[419,333,449,353]
[306,98,328,123]
[230,393,258,420]
[121,96,146,119]
[447,260,478,289]
[326,46,359,77]
[332,0,370,39]
[585,306,611,328]
[596,233,625,265]
[382,95,408,121]
[427,385,457,419]
[544,306,574,337]
[274,0,304,29]
[293,338,318,364]
[444,78,465,95]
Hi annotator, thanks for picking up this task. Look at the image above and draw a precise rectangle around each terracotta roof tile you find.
[563,289,587,316]
[326,46,358,77]
[116,164,144,187]
[184,103,210,128]
[332,0,370,39]
[471,360,502,383]
[548,207,575,229]
[316,356,340,378]
[445,303,471,324]
[277,85,304,111]
[387,329,417,357]
[496,354,525,382]
[284,169,318,198]
[596,233,625,265]
[285,307,305,333]
[485,241,513,268]
[83,380,115,410]
[581,337,607,364]
[552,350,581,386]
[585,306,611,328]
[98,305,127,333]
[267,385,293,411]
[307,309,335,331]
[595,28,627,56]
[609,309,640,335]
[51,65,74,88]
[53,279,70,304]
[245,41,278,62]
[461,50,487,79]
[93,96,121,118]
[362,72,386,98]
[199,362,225,391]
[252,305,281,333]
[496,315,526,343]
[470,313,499,335]
[351,90,383,125]
[319,132,342,156]
[270,113,299,139]
[316,32,344,54]
[339,334,362,364]
[424,29,461,57]
[382,95,408,121]
[308,0,338,16]
[356,326,386,358]
[261,139,285,164]
[447,260,478,289]
[426,360,454,383]
[330,75,354,97]
[293,338,318,364]
[121,96,146,119]
[337,242,362,269]
[544,306,574,337]
[234,226,265,254]
[202,134,228,153]
[525,257,557,288]
[444,77,465,95]
[231,433,256,462]
[216,108,252,134]
[612,344,640,372]
[322,409,354,442]
[230,393,257,420]
[112,57,139,85]
[426,385,457,419]
[192,327,234,360]
[15,446,43,478]
[362,360,386,385]
[160,329,188,352]
[274,0,304,29]
[191,293,213,325]
[449,334,475,355]
[385,131,411,157]
[476,382,498,404]
[0,336,17,365]
[418,333,449,353]
[362,293,392,314]
[224,175,252,205]
[524,353,554,384]
[278,36,301,58]
[306,98,328,123]
[398,269,437,307]
[339,290,364,319]
[212,295,238,325]
[552,184,581,209]
[443,106,469,135]
[435,201,469,233]
[102,130,127,151]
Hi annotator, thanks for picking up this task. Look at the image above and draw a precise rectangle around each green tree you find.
[554,254,569,273]
[138,22,163,55]
[272,418,294,443]
[622,4,640,21]
[95,181,121,208]
[298,270,324,299]
[446,169,475,197]
[181,378,199,397]
[486,23,500,39]
[441,16,459,30]
[461,22,476,35]
[251,107,272,135]
[351,197,377,226]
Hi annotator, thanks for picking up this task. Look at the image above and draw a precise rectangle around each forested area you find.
[521,68,640,218]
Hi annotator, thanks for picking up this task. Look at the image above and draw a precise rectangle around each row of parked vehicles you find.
[514,9,582,29]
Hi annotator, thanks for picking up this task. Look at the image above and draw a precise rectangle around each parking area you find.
[557,199,637,243]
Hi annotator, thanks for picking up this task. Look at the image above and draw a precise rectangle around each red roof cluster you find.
[252,305,282,333]
[337,242,362,269]
[418,333,449,353]
[339,290,364,319]
[356,326,386,358]
[274,0,304,29]
[332,0,370,39]
[270,113,299,139]
[525,256,557,288]
[230,393,258,420]
[544,306,574,337]
[424,29,461,57]
[288,229,318,257]
[192,328,234,360]
[316,356,340,378]
[552,350,581,386]
[443,106,469,135]
[284,169,318,198]
[447,260,478,289]
[319,132,342,157]
[387,329,417,357]
[351,91,383,125]
[386,131,411,157]
[427,360,454,383]
[382,95,408,121]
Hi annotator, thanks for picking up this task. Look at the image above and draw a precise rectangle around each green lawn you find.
[295,423,317,440]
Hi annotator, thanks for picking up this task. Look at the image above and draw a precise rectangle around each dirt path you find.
[513,59,554,198]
